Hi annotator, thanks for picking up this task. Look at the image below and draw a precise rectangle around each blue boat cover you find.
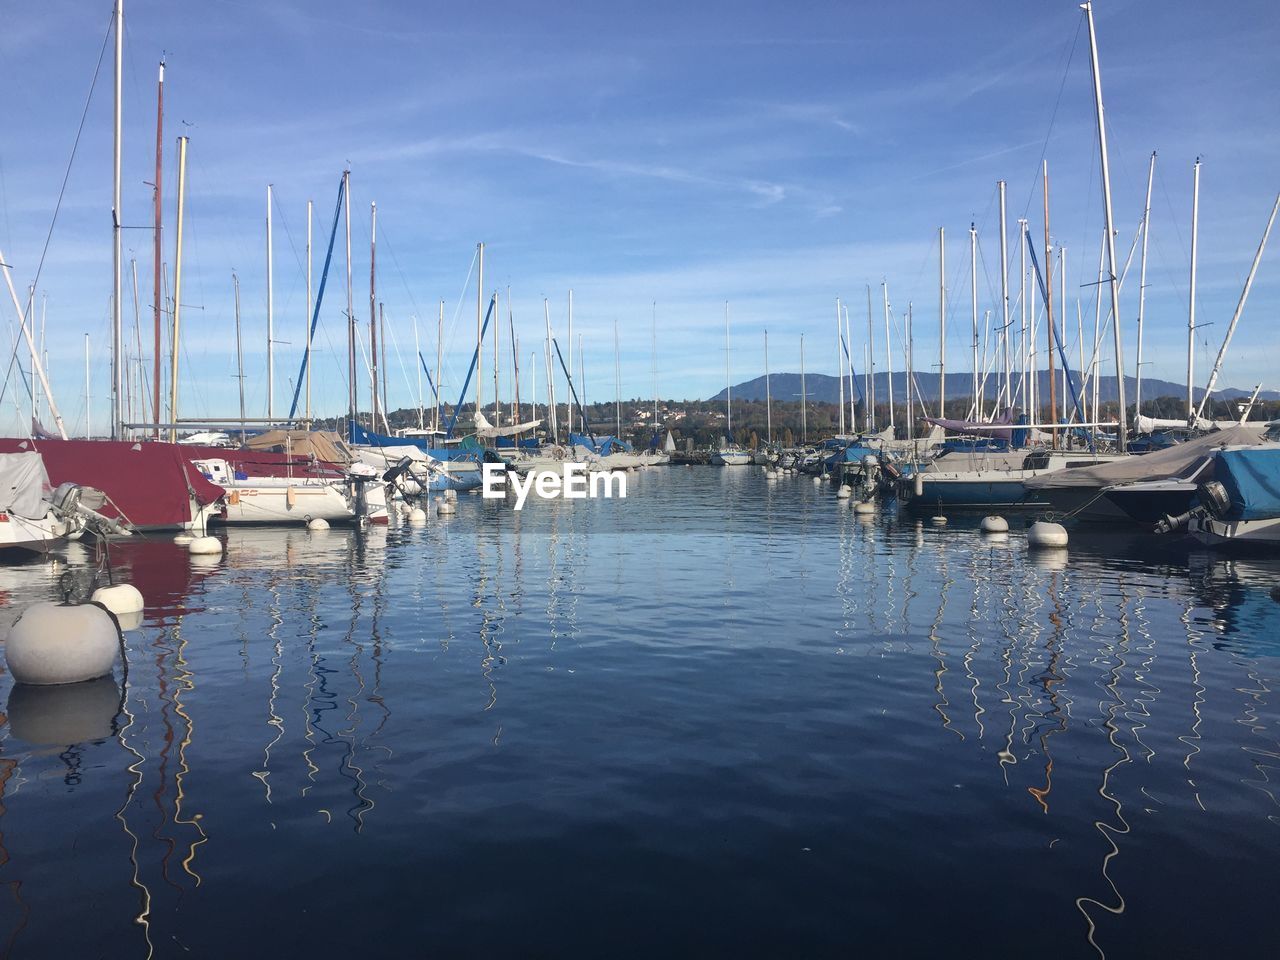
[569,433,632,455]
[348,421,482,463]
[1215,448,1280,520]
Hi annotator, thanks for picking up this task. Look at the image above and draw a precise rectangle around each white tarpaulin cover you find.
[473,411,542,439]
[0,452,53,520]
[1025,424,1269,489]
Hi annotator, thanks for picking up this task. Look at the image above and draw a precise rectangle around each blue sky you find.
[1,0,1278,434]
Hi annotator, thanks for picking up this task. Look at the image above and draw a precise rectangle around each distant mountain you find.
[709,372,1278,406]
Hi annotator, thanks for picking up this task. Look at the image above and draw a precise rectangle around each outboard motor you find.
[1155,480,1232,535]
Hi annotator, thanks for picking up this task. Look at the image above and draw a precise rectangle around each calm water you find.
[1,467,1278,958]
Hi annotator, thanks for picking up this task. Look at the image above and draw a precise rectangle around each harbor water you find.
[1,466,1278,957]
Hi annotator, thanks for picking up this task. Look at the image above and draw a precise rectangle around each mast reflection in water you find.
[0,469,1278,957]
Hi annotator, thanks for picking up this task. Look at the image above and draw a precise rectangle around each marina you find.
[2,0,1279,955]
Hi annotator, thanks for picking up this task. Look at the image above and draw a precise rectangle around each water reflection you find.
[0,472,1275,956]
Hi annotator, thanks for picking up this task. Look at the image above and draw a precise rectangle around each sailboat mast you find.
[998,181,1011,411]
[152,56,163,439]
[436,299,443,433]
[1135,152,1156,417]
[380,302,389,429]
[475,242,483,424]
[652,301,658,429]
[866,285,875,432]
[1082,0,1129,448]
[1018,219,1028,416]
[800,333,807,443]
[844,305,855,432]
[1043,161,1057,448]
[906,302,914,444]
[969,222,978,419]
[414,315,422,429]
[306,198,312,422]
[882,282,894,434]
[835,297,845,435]
[1187,158,1201,422]
[725,301,732,440]
[266,184,274,422]
[344,170,355,431]
[764,328,771,444]
[234,272,245,437]
[111,0,124,439]
[369,201,378,430]
[169,135,188,443]
[614,318,621,438]
[567,289,574,431]
[493,289,500,426]
[543,298,556,443]
[85,334,91,438]
[938,226,946,417]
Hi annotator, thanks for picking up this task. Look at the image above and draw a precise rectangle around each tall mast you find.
[1135,152,1156,417]
[111,0,124,439]
[800,333,807,443]
[543,298,556,442]
[1197,192,1280,421]
[567,289,574,430]
[764,328,771,444]
[905,302,914,444]
[725,301,732,440]
[369,201,378,430]
[343,170,355,432]
[509,287,520,422]
[651,301,658,429]
[866,285,875,432]
[1043,160,1057,448]
[414,315,422,429]
[578,334,585,434]
[152,56,164,439]
[266,184,274,421]
[1,254,66,437]
[234,272,245,438]
[614,318,621,438]
[835,297,844,435]
[475,242,483,422]
[305,198,313,421]
[1082,0,1128,448]
[380,302,389,428]
[85,334,91,438]
[1187,158,1201,422]
[938,226,946,417]
[998,181,1011,411]
[969,222,978,419]
[1018,218,1028,415]
[882,282,894,434]
[492,289,500,425]
[436,299,443,433]
[169,134,188,442]
[844,305,855,432]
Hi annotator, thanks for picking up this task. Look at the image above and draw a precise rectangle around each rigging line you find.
[0,11,113,413]
[1019,13,1085,223]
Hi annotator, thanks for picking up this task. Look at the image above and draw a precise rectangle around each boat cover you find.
[348,422,483,463]
[569,433,632,455]
[0,438,224,529]
[0,452,52,520]
[245,430,353,464]
[1214,448,1280,520]
[1024,424,1268,489]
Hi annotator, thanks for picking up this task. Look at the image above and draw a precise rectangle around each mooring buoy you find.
[90,583,144,615]
[980,515,1009,533]
[4,602,121,686]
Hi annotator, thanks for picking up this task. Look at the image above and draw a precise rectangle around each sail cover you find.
[473,412,542,438]
[0,452,53,520]
[1024,424,1269,490]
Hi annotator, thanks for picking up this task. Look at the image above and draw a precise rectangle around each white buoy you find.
[437,498,457,516]
[188,536,223,555]
[407,507,428,524]
[4,602,121,686]
[913,473,924,497]
[931,515,948,525]
[980,515,1009,533]
[812,475,822,485]
[837,484,853,499]
[307,517,330,530]
[854,500,876,514]
[90,582,144,615]
[1028,520,1069,548]
[6,674,122,744]
[445,488,458,502]
[766,470,778,481]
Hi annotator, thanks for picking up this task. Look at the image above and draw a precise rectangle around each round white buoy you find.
[307,517,330,530]
[188,536,223,555]
[913,473,924,497]
[980,515,1009,533]
[854,501,876,514]
[437,499,457,516]
[407,507,428,524]
[837,484,853,499]
[173,533,194,545]
[6,674,122,744]
[812,475,822,485]
[398,500,413,516]
[1027,520,1069,548]
[766,470,778,481]
[90,582,144,615]
[4,602,121,686]
[931,515,948,526]
[445,488,458,502]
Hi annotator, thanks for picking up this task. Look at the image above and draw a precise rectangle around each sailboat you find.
[711,302,751,466]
